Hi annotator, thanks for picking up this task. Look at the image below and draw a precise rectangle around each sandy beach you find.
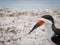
[0,8,60,45]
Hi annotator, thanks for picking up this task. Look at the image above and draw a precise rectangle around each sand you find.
[0,8,60,45]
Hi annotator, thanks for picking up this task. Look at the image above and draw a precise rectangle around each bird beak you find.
[28,20,44,34]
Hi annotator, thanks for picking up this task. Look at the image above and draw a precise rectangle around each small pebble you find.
[7,40,10,42]
[0,41,4,43]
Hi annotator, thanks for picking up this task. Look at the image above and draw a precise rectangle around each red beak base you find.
[37,20,44,26]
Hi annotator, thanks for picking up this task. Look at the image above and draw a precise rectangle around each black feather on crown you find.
[42,15,54,24]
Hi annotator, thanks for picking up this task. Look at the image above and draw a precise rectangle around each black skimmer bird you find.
[28,15,60,45]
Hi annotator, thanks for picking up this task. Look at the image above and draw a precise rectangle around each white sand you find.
[0,8,60,45]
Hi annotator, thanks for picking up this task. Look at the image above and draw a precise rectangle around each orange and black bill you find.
[28,20,44,34]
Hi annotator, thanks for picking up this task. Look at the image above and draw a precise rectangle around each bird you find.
[28,15,60,45]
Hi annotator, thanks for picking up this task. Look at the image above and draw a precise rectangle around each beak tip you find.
[28,33,30,34]
[28,32,31,34]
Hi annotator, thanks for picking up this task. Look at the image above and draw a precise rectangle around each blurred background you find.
[0,0,60,45]
[0,0,60,10]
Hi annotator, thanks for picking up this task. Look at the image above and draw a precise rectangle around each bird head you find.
[28,15,54,34]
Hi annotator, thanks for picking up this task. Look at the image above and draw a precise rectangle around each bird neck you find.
[52,23,60,35]
[52,23,56,33]
[52,23,56,29]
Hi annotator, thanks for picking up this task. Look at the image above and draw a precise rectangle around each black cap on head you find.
[42,15,54,23]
